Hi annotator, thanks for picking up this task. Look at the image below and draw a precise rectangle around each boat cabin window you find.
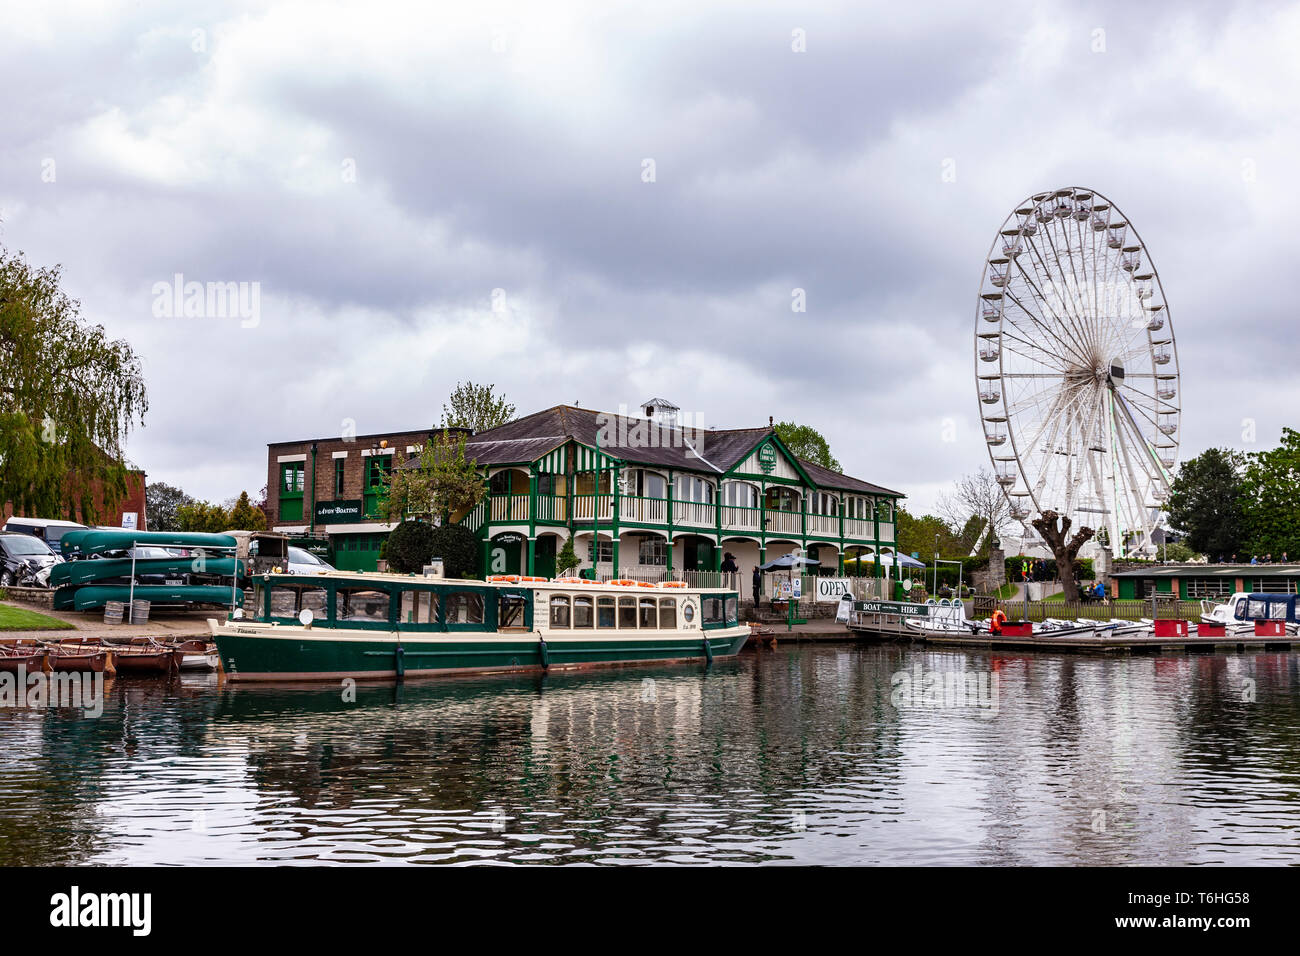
[639,597,657,628]
[270,583,328,619]
[446,592,485,624]
[400,590,438,625]
[702,596,725,625]
[573,596,594,629]
[597,596,615,628]
[725,595,738,624]
[658,597,676,629]
[499,593,527,629]
[337,588,391,622]
[550,595,571,628]
[618,596,637,628]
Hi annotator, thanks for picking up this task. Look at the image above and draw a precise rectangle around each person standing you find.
[752,565,763,604]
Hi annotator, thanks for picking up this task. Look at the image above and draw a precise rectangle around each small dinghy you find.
[106,639,183,675]
[175,639,220,671]
[0,641,49,673]
[46,639,115,675]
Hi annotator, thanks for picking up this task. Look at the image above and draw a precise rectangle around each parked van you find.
[2,517,88,550]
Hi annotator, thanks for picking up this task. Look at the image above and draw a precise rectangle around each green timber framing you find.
[446,404,904,580]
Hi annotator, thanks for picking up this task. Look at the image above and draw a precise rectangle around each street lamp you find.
[934,533,940,594]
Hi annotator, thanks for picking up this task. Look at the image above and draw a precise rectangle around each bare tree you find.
[937,467,1012,556]
[1031,510,1095,597]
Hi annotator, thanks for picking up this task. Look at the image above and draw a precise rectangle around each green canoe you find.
[70,585,243,611]
[67,530,238,557]
[50,556,243,587]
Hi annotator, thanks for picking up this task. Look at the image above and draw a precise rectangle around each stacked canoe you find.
[51,530,244,612]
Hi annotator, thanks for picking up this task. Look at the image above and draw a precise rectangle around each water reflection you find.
[1,646,1298,865]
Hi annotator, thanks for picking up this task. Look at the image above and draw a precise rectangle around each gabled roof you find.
[438,405,901,497]
[797,457,904,497]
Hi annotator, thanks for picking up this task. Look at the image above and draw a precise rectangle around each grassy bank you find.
[0,603,76,631]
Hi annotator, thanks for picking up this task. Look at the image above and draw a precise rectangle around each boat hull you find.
[213,623,751,682]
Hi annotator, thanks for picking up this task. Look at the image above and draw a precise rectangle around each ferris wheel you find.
[975,186,1179,558]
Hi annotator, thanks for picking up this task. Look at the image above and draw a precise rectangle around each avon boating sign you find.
[853,600,930,617]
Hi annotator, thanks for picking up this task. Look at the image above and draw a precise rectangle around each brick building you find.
[266,428,470,570]
[3,467,148,530]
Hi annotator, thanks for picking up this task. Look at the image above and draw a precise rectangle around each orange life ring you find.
[635,581,657,589]
[658,581,688,589]
[519,576,548,582]
[553,576,585,584]
[610,579,638,587]
[488,574,520,583]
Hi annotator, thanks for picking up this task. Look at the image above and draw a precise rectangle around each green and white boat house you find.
[266,400,904,594]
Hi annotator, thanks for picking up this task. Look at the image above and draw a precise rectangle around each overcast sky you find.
[2,0,1297,515]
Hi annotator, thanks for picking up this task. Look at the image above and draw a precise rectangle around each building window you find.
[765,487,800,512]
[537,473,561,497]
[1184,578,1235,598]
[876,499,894,521]
[489,471,513,495]
[279,462,305,522]
[334,457,346,496]
[810,492,838,516]
[638,537,667,566]
[588,540,613,564]
[845,497,873,521]
[628,469,666,499]
[723,481,758,508]
[675,476,714,503]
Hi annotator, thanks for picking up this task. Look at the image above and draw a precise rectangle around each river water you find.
[2,644,1297,865]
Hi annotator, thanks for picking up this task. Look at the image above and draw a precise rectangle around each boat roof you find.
[257,569,738,593]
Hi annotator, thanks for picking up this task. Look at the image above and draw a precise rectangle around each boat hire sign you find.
[815,577,853,603]
[314,499,364,524]
[853,600,929,617]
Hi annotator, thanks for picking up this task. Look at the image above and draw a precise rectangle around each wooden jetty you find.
[845,605,1295,655]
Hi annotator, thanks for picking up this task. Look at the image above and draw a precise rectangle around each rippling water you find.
[2,644,1299,865]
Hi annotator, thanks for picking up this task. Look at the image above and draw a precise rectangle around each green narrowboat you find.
[210,572,750,682]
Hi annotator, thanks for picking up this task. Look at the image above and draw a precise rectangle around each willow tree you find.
[0,247,147,520]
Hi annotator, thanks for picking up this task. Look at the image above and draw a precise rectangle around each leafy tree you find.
[1240,428,1300,558]
[227,491,267,531]
[1031,510,1094,597]
[556,537,580,576]
[938,467,1011,556]
[386,520,436,573]
[441,381,516,433]
[0,245,148,521]
[1161,541,1198,563]
[380,430,486,523]
[1165,447,1244,560]
[895,508,960,559]
[146,482,193,532]
[176,500,230,533]
[773,421,840,472]
[428,524,479,579]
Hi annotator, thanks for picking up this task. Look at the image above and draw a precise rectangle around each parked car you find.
[2,517,88,552]
[287,546,336,575]
[0,532,63,588]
